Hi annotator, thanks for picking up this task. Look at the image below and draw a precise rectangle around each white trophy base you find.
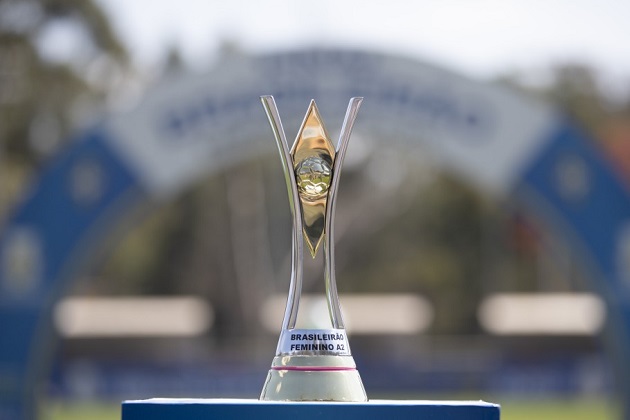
[260,355,367,402]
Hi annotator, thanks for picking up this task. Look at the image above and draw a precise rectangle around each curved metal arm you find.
[260,96,304,330]
[324,97,363,329]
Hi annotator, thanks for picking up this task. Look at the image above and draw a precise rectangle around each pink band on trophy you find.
[271,366,356,372]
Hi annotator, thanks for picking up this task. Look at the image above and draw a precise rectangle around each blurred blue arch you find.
[1,49,629,419]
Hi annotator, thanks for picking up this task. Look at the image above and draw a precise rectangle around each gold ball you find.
[295,156,332,200]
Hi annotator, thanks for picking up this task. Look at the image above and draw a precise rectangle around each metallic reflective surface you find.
[295,156,332,201]
[291,100,336,257]
[260,96,366,402]
[260,96,303,331]
[324,97,363,329]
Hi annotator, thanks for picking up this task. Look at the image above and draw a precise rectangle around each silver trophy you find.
[259,96,367,401]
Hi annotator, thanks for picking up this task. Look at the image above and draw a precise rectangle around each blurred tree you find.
[0,0,128,215]
[161,43,186,76]
[545,64,609,133]
[338,172,487,334]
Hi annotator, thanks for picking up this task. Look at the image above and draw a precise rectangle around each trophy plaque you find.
[259,96,367,402]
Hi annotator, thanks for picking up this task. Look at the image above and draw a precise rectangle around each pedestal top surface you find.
[126,398,497,406]
[122,398,500,420]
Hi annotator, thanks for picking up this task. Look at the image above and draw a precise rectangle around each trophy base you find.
[260,355,367,402]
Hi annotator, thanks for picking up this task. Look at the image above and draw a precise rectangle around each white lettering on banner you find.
[277,329,351,356]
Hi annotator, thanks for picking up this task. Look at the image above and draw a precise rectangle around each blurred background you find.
[1,0,630,419]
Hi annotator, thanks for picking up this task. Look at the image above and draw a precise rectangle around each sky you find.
[93,0,630,85]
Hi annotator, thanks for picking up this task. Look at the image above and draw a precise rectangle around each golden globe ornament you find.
[295,156,332,199]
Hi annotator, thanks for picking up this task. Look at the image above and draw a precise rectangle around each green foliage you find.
[500,398,619,420]
[340,174,487,334]
[42,401,119,420]
[0,0,128,215]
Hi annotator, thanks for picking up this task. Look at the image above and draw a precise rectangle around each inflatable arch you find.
[1,49,629,419]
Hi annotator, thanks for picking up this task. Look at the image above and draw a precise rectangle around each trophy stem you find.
[260,96,303,330]
[324,97,363,329]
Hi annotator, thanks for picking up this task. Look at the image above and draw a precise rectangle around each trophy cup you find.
[259,96,367,402]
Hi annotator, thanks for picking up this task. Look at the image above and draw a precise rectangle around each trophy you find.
[259,96,367,401]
